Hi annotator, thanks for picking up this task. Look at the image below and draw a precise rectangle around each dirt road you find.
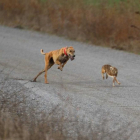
[0,26,140,139]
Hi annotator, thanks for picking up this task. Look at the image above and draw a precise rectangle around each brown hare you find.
[101,64,121,87]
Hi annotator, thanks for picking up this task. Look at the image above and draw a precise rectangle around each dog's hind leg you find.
[32,62,54,83]
[44,68,48,84]
[44,58,54,84]
[32,69,45,82]
[44,65,51,84]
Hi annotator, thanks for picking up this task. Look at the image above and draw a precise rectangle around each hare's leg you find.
[113,77,115,87]
[101,68,105,80]
[114,77,121,85]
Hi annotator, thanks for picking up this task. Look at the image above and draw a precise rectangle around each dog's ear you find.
[68,46,73,49]
[65,46,68,50]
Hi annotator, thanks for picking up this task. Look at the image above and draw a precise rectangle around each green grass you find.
[40,0,47,2]
[40,0,127,4]
[39,0,140,10]
[83,0,123,5]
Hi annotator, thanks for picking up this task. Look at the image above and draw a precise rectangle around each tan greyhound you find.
[32,46,75,84]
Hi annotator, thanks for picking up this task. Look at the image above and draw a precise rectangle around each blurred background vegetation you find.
[0,0,140,53]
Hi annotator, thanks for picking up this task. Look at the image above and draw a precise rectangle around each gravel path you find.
[0,26,140,139]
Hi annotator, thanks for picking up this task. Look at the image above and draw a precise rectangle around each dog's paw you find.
[118,82,121,85]
[45,81,49,84]
[31,79,36,82]
[58,66,63,71]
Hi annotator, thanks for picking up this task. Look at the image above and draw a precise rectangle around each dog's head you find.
[67,46,75,61]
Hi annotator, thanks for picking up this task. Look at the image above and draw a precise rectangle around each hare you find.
[101,64,121,87]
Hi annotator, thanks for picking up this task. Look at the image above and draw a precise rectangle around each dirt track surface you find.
[0,26,140,139]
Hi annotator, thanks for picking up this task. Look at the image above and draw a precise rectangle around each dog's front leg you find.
[62,60,68,68]
[55,60,63,71]
[58,65,63,71]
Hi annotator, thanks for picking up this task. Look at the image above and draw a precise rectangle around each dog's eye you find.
[70,50,72,52]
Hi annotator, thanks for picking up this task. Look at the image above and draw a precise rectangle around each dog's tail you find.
[40,49,46,55]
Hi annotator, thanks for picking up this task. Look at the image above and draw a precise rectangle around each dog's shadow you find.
[12,78,138,89]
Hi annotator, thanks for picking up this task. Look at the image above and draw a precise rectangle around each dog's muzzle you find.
[69,54,75,61]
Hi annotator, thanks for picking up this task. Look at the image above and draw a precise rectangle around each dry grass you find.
[0,108,66,140]
[0,89,68,140]
[0,88,99,140]
[0,89,137,140]
[0,0,140,53]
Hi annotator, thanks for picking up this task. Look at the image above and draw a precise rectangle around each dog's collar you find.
[64,47,68,56]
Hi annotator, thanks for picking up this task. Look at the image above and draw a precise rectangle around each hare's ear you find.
[110,67,114,70]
